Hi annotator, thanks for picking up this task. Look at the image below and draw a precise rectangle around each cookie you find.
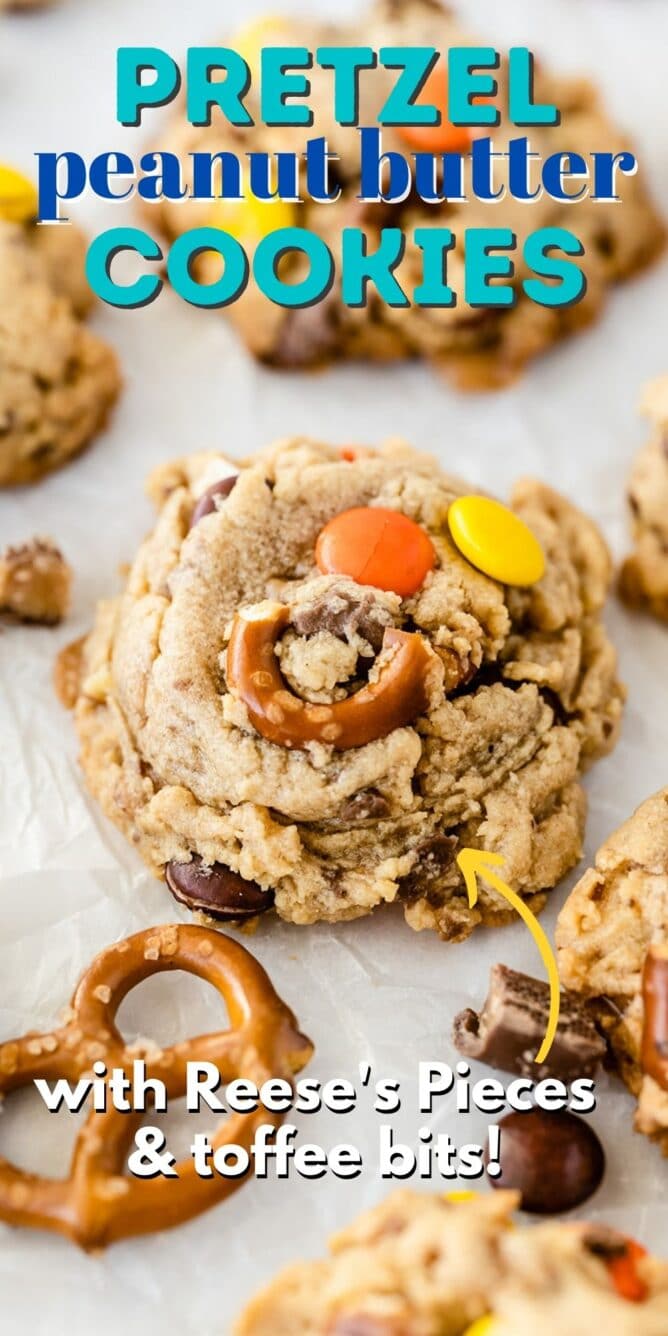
[0,537,71,624]
[0,216,121,485]
[145,0,665,389]
[0,167,90,316]
[235,1189,668,1334]
[557,789,668,1155]
[28,223,96,320]
[61,438,623,940]
[619,378,668,622]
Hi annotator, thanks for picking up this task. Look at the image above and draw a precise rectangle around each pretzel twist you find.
[0,925,312,1249]
[227,602,436,750]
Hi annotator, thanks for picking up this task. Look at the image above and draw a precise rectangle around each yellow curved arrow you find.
[456,848,560,1066]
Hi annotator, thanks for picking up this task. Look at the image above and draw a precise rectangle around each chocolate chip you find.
[339,790,391,822]
[165,856,274,921]
[453,964,606,1083]
[487,1109,605,1214]
[190,476,238,528]
[398,836,456,903]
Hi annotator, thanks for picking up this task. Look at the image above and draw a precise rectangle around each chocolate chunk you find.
[292,582,393,653]
[487,1109,605,1214]
[339,790,391,822]
[190,476,238,528]
[453,964,606,1082]
[398,836,457,903]
[641,945,668,1091]
[165,856,274,921]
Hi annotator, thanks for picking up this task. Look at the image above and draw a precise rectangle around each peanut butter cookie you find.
[61,438,623,940]
[619,378,668,622]
[557,788,668,1155]
[0,218,121,485]
[146,0,664,389]
[235,1189,668,1335]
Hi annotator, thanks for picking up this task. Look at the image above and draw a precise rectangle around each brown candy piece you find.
[641,944,668,1091]
[487,1109,605,1214]
[226,602,436,751]
[453,964,606,1082]
[165,856,274,921]
[190,475,238,528]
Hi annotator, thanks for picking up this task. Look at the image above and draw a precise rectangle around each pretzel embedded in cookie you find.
[0,925,312,1249]
[227,601,437,750]
[642,945,668,1092]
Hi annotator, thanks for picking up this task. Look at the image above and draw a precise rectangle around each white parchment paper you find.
[1,0,668,1331]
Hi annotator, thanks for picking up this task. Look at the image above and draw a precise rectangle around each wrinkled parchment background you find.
[1,0,668,1330]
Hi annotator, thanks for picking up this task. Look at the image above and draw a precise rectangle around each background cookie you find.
[0,214,121,486]
[146,0,665,387]
[236,1189,668,1334]
[557,788,668,1156]
[619,377,668,622]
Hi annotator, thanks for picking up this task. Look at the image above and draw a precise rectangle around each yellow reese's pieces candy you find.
[208,193,297,246]
[232,13,292,72]
[448,495,545,588]
[208,16,298,246]
[0,165,38,224]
